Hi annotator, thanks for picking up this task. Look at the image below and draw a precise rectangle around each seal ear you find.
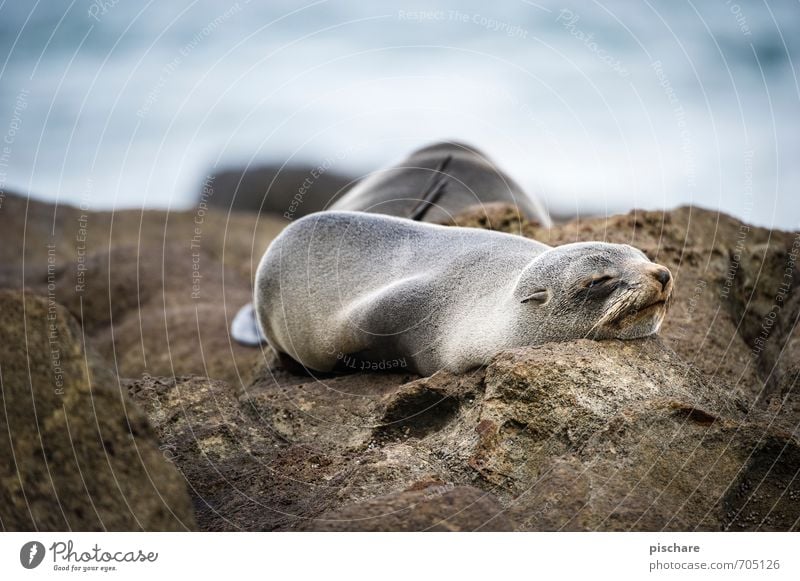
[520,289,549,304]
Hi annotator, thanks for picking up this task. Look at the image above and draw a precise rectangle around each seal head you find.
[511,242,673,344]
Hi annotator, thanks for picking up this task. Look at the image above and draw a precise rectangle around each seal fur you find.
[329,141,551,225]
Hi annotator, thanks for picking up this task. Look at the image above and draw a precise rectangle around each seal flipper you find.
[231,302,267,346]
[408,154,452,221]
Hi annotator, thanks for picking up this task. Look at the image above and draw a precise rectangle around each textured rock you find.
[124,337,799,531]
[305,486,515,531]
[91,204,800,531]
[469,339,798,531]
[0,291,195,531]
[0,192,285,385]
[440,201,542,233]
[2,192,799,531]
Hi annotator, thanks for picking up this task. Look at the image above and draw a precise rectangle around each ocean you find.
[0,0,798,228]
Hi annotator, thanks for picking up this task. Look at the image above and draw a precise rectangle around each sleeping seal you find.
[329,141,551,225]
[254,211,673,376]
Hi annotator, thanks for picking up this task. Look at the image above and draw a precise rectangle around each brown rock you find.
[0,290,196,531]
[440,201,540,235]
[0,192,285,384]
[4,192,800,532]
[465,339,798,531]
[305,486,515,531]
[127,339,800,531]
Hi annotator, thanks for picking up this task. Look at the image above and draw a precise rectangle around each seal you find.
[254,211,673,376]
[329,141,551,225]
[231,141,551,346]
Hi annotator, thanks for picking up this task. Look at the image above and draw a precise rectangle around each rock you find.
[125,370,488,530]
[3,191,799,531]
[128,373,346,531]
[126,337,800,531]
[125,339,800,530]
[468,339,798,531]
[0,290,195,531]
[201,165,356,216]
[305,486,514,531]
[125,341,799,532]
[440,201,541,234]
[468,338,737,491]
[241,371,416,450]
[50,238,262,385]
[0,192,286,385]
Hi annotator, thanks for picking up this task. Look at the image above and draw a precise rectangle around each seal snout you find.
[587,259,674,340]
[641,263,673,297]
[653,266,671,291]
[638,264,674,325]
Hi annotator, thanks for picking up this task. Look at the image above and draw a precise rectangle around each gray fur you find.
[329,141,551,226]
[254,211,673,376]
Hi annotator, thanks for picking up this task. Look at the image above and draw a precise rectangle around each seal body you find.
[232,141,552,348]
[330,141,551,226]
[255,211,673,376]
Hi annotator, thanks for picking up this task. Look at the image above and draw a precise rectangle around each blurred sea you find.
[0,0,798,228]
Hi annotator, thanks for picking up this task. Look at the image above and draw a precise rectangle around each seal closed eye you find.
[253,212,673,376]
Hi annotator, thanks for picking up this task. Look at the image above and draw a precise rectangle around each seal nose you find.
[653,267,671,291]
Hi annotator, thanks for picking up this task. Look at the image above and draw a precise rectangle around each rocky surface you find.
[124,339,799,531]
[0,291,195,530]
[0,192,285,385]
[1,191,798,531]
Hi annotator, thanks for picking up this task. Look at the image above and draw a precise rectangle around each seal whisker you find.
[584,286,639,337]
